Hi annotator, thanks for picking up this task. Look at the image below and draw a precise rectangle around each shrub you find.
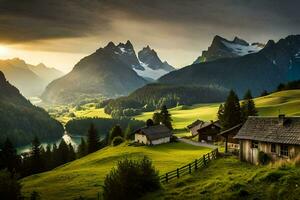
[258,151,271,165]
[103,157,161,200]
[112,136,124,146]
[0,170,22,200]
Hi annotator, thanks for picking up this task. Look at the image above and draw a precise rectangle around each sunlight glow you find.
[0,45,9,57]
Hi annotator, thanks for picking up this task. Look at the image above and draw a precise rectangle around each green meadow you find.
[135,90,300,130]
[143,156,300,200]
[21,142,211,200]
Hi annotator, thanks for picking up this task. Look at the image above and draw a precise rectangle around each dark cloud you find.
[0,0,299,47]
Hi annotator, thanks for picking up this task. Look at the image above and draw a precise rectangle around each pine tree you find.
[146,119,154,127]
[77,138,87,158]
[87,123,99,154]
[109,125,123,144]
[1,138,19,172]
[221,90,242,130]
[68,144,76,161]
[31,136,43,173]
[217,104,225,125]
[51,143,59,167]
[124,124,132,140]
[152,112,161,125]
[160,105,173,130]
[58,139,69,165]
[44,144,52,170]
[241,90,258,121]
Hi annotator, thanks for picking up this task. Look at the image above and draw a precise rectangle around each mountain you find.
[28,63,63,83]
[134,46,175,80]
[0,58,64,97]
[159,35,300,97]
[41,41,148,104]
[193,35,264,64]
[0,71,63,146]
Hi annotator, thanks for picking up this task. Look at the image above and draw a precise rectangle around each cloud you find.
[0,0,299,44]
[0,0,299,68]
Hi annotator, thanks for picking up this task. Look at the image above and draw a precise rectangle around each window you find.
[207,136,212,141]
[271,144,276,153]
[280,145,289,157]
[251,141,258,148]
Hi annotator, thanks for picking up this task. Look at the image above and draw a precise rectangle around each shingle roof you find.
[234,116,300,145]
[197,120,222,131]
[187,120,204,129]
[135,125,172,140]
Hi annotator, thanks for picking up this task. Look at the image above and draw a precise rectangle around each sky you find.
[0,0,299,73]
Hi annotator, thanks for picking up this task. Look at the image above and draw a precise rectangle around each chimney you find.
[278,114,286,125]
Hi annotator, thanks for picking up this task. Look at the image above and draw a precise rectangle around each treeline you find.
[102,83,227,118]
[0,101,64,146]
[65,117,144,137]
[277,80,300,91]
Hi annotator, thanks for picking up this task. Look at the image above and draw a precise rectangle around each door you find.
[251,148,259,164]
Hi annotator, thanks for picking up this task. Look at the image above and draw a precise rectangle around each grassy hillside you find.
[134,90,300,130]
[143,156,300,200]
[21,142,211,200]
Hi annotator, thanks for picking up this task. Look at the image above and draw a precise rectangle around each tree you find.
[124,124,133,140]
[152,112,161,125]
[87,123,99,154]
[160,105,173,130]
[109,125,123,144]
[241,90,258,121]
[219,90,242,130]
[77,138,87,158]
[260,90,269,97]
[0,138,20,172]
[31,136,43,173]
[57,139,69,165]
[52,143,59,167]
[44,144,52,170]
[217,104,225,124]
[68,144,76,161]
[146,119,154,127]
[0,170,22,200]
[103,157,160,200]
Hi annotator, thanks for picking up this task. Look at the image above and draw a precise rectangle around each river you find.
[17,134,83,154]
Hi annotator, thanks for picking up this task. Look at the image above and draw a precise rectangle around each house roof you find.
[234,116,300,145]
[197,120,222,132]
[219,123,243,136]
[187,120,204,129]
[135,124,172,140]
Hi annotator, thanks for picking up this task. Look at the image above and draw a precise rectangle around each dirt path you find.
[178,138,218,149]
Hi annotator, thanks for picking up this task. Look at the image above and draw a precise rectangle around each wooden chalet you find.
[134,124,172,145]
[187,120,205,136]
[234,115,300,164]
[197,120,222,143]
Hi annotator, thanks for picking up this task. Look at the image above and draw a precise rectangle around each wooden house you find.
[219,123,243,153]
[134,124,172,145]
[187,120,205,136]
[234,115,300,164]
[197,120,222,143]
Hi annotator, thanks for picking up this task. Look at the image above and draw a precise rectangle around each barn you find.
[134,124,172,145]
[234,115,300,164]
[187,120,205,136]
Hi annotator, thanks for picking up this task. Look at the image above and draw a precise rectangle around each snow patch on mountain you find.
[221,41,263,56]
[133,61,169,80]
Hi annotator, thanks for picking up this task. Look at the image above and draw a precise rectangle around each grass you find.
[21,142,212,200]
[142,156,300,200]
[134,90,300,130]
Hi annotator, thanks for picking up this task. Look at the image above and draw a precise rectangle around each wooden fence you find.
[159,148,218,183]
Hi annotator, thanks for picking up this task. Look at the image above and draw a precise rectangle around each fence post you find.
[207,153,211,162]
[166,173,168,183]
[177,168,179,178]
[203,155,206,166]
[189,163,191,174]
[195,159,198,170]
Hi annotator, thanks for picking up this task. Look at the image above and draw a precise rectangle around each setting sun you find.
[0,45,9,56]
